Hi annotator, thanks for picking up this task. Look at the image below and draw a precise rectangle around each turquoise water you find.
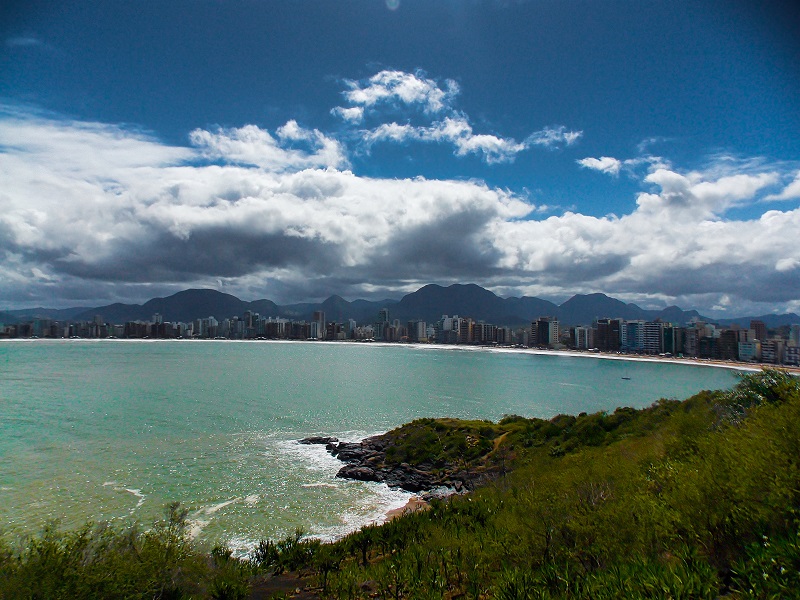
[0,339,738,553]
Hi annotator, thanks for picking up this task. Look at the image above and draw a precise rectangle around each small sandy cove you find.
[386,496,431,520]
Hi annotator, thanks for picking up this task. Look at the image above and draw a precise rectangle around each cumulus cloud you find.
[361,116,580,164]
[578,156,622,176]
[338,69,459,114]
[189,121,347,171]
[330,106,364,124]
[636,169,779,217]
[765,170,800,201]
[334,70,582,164]
[362,116,527,163]
[1,106,798,315]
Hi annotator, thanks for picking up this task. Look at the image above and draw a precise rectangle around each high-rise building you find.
[373,308,390,340]
[738,341,761,362]
[408,320,427,342]
[311,310,326,340]
[750,320,767,342]
[761,339,784,364]
[643,321,664,354]
[531,317,559,348]
[595,318,621,352]
[789,324,800,346]
[457,317,474,344]
[570,326,594,350]
[717,329,739,360]
[624,320,646,352]
[785,345,800,366]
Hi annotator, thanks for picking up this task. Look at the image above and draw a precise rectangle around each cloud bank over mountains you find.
[1,70,799,316]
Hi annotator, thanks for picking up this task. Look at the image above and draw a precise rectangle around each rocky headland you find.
[298,435,441,493]
[298,418,510,494]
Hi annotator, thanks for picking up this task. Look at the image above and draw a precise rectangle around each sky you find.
[1,0,799,317]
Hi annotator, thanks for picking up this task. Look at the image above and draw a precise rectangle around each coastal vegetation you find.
[1,369,798,599]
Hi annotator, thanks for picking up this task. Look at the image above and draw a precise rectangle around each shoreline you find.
[385,496,430,521]
[5,336,796,375]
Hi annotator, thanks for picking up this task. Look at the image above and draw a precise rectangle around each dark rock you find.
[298,436,339,445]
[310,426,499,495]
[330,441,362,457]
[337,465,383,482]
[336,450,369,463]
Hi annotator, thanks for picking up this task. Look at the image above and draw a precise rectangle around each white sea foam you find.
[243,494,260,505]
[261,434,416,544]
[125,488,146,504]
[187,518,210,540]
[310,481,413,543]
[204,498,240,515]
[226,536,258,558]
[185,497,245,541]
[101,482,147,514]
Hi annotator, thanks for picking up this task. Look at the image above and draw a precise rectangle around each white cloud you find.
[189,122,348,171]
[526,126,583,149]
[340,69,459,114]
[765,170,800,201]
[430,117,527,163]
[361,116,577,164]
[362,122,418,145]
[330,106,364,123]
[577,156,622,176]
[0,107,192,173]
[362,116,527,163]
[776,257,799,272]
[1,107,798,315]
[330,70,583,165]
[636,169,779,217]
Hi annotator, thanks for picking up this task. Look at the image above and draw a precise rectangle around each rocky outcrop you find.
[297,436,339,445]
[299,435,442,493]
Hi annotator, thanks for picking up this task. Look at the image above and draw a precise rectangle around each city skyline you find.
[1,1,799,316]
[6,295,798,368]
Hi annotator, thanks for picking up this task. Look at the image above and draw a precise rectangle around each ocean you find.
[0,339,738,554]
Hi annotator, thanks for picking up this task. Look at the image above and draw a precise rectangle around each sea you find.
[0,339,739,554]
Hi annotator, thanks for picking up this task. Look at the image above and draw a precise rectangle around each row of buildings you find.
[3,308,799,367]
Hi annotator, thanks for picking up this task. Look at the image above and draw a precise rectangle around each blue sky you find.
[1,1,799,317]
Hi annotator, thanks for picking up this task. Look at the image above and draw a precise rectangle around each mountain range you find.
[2,284,799,329]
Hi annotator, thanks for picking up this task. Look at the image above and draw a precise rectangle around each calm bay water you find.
[0,339,738,553]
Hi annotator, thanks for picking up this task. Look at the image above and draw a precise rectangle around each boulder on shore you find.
[298,436,339,445]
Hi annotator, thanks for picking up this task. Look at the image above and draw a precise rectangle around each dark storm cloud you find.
[369,208,504,279]
[55,228,343,282]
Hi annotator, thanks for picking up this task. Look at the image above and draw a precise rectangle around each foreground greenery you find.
[2,369,799,599]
